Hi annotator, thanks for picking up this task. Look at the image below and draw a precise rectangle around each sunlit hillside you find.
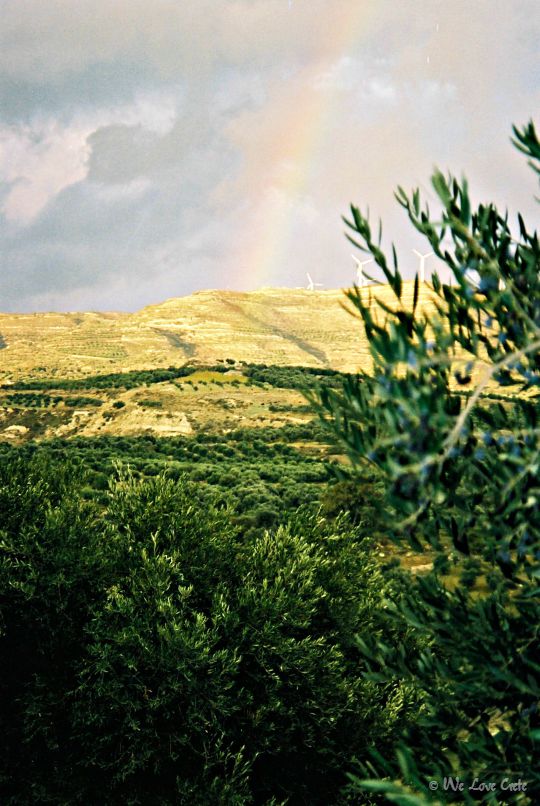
[0,282,438,381]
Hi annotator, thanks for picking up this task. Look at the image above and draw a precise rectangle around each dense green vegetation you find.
[3,365,197,390]
[0,392,102,408]
[0,424,348,536]
[2,392,63,407]
[243,364,347,390]
[0,454,416,804]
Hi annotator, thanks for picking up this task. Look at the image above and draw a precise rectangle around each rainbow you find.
[229,4,374,291]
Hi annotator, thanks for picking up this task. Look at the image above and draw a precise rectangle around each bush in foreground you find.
[0,455,417,804]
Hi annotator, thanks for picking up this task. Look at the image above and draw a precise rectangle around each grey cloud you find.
[0,0,538,311]
[86,125,162,184]
[0,116,245,310]
[0,0,358,84]
[85,71,262,185]
[0,61,158,123]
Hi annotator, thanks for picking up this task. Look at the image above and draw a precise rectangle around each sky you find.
[0,0,539,312]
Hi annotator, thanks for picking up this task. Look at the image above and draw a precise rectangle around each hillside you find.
[0,283,437,381]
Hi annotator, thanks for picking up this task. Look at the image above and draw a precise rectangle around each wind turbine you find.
[351,255,373,288]
[413,249,433,283]
[306,272,323,291]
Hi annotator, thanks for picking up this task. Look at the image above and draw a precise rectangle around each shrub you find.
[137,399,163,408]
[0,454,109,802]
[0,460,417,804]
[320,478,385,531]
[253,505,279,528]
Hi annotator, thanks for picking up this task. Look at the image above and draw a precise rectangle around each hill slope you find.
[0,283,436,381]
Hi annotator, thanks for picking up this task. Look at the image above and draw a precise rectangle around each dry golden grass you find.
[0,283,439,382]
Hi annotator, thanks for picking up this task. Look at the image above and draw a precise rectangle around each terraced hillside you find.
[0,283,437,381]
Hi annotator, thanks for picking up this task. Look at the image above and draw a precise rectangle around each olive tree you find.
[315,122,540,804]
